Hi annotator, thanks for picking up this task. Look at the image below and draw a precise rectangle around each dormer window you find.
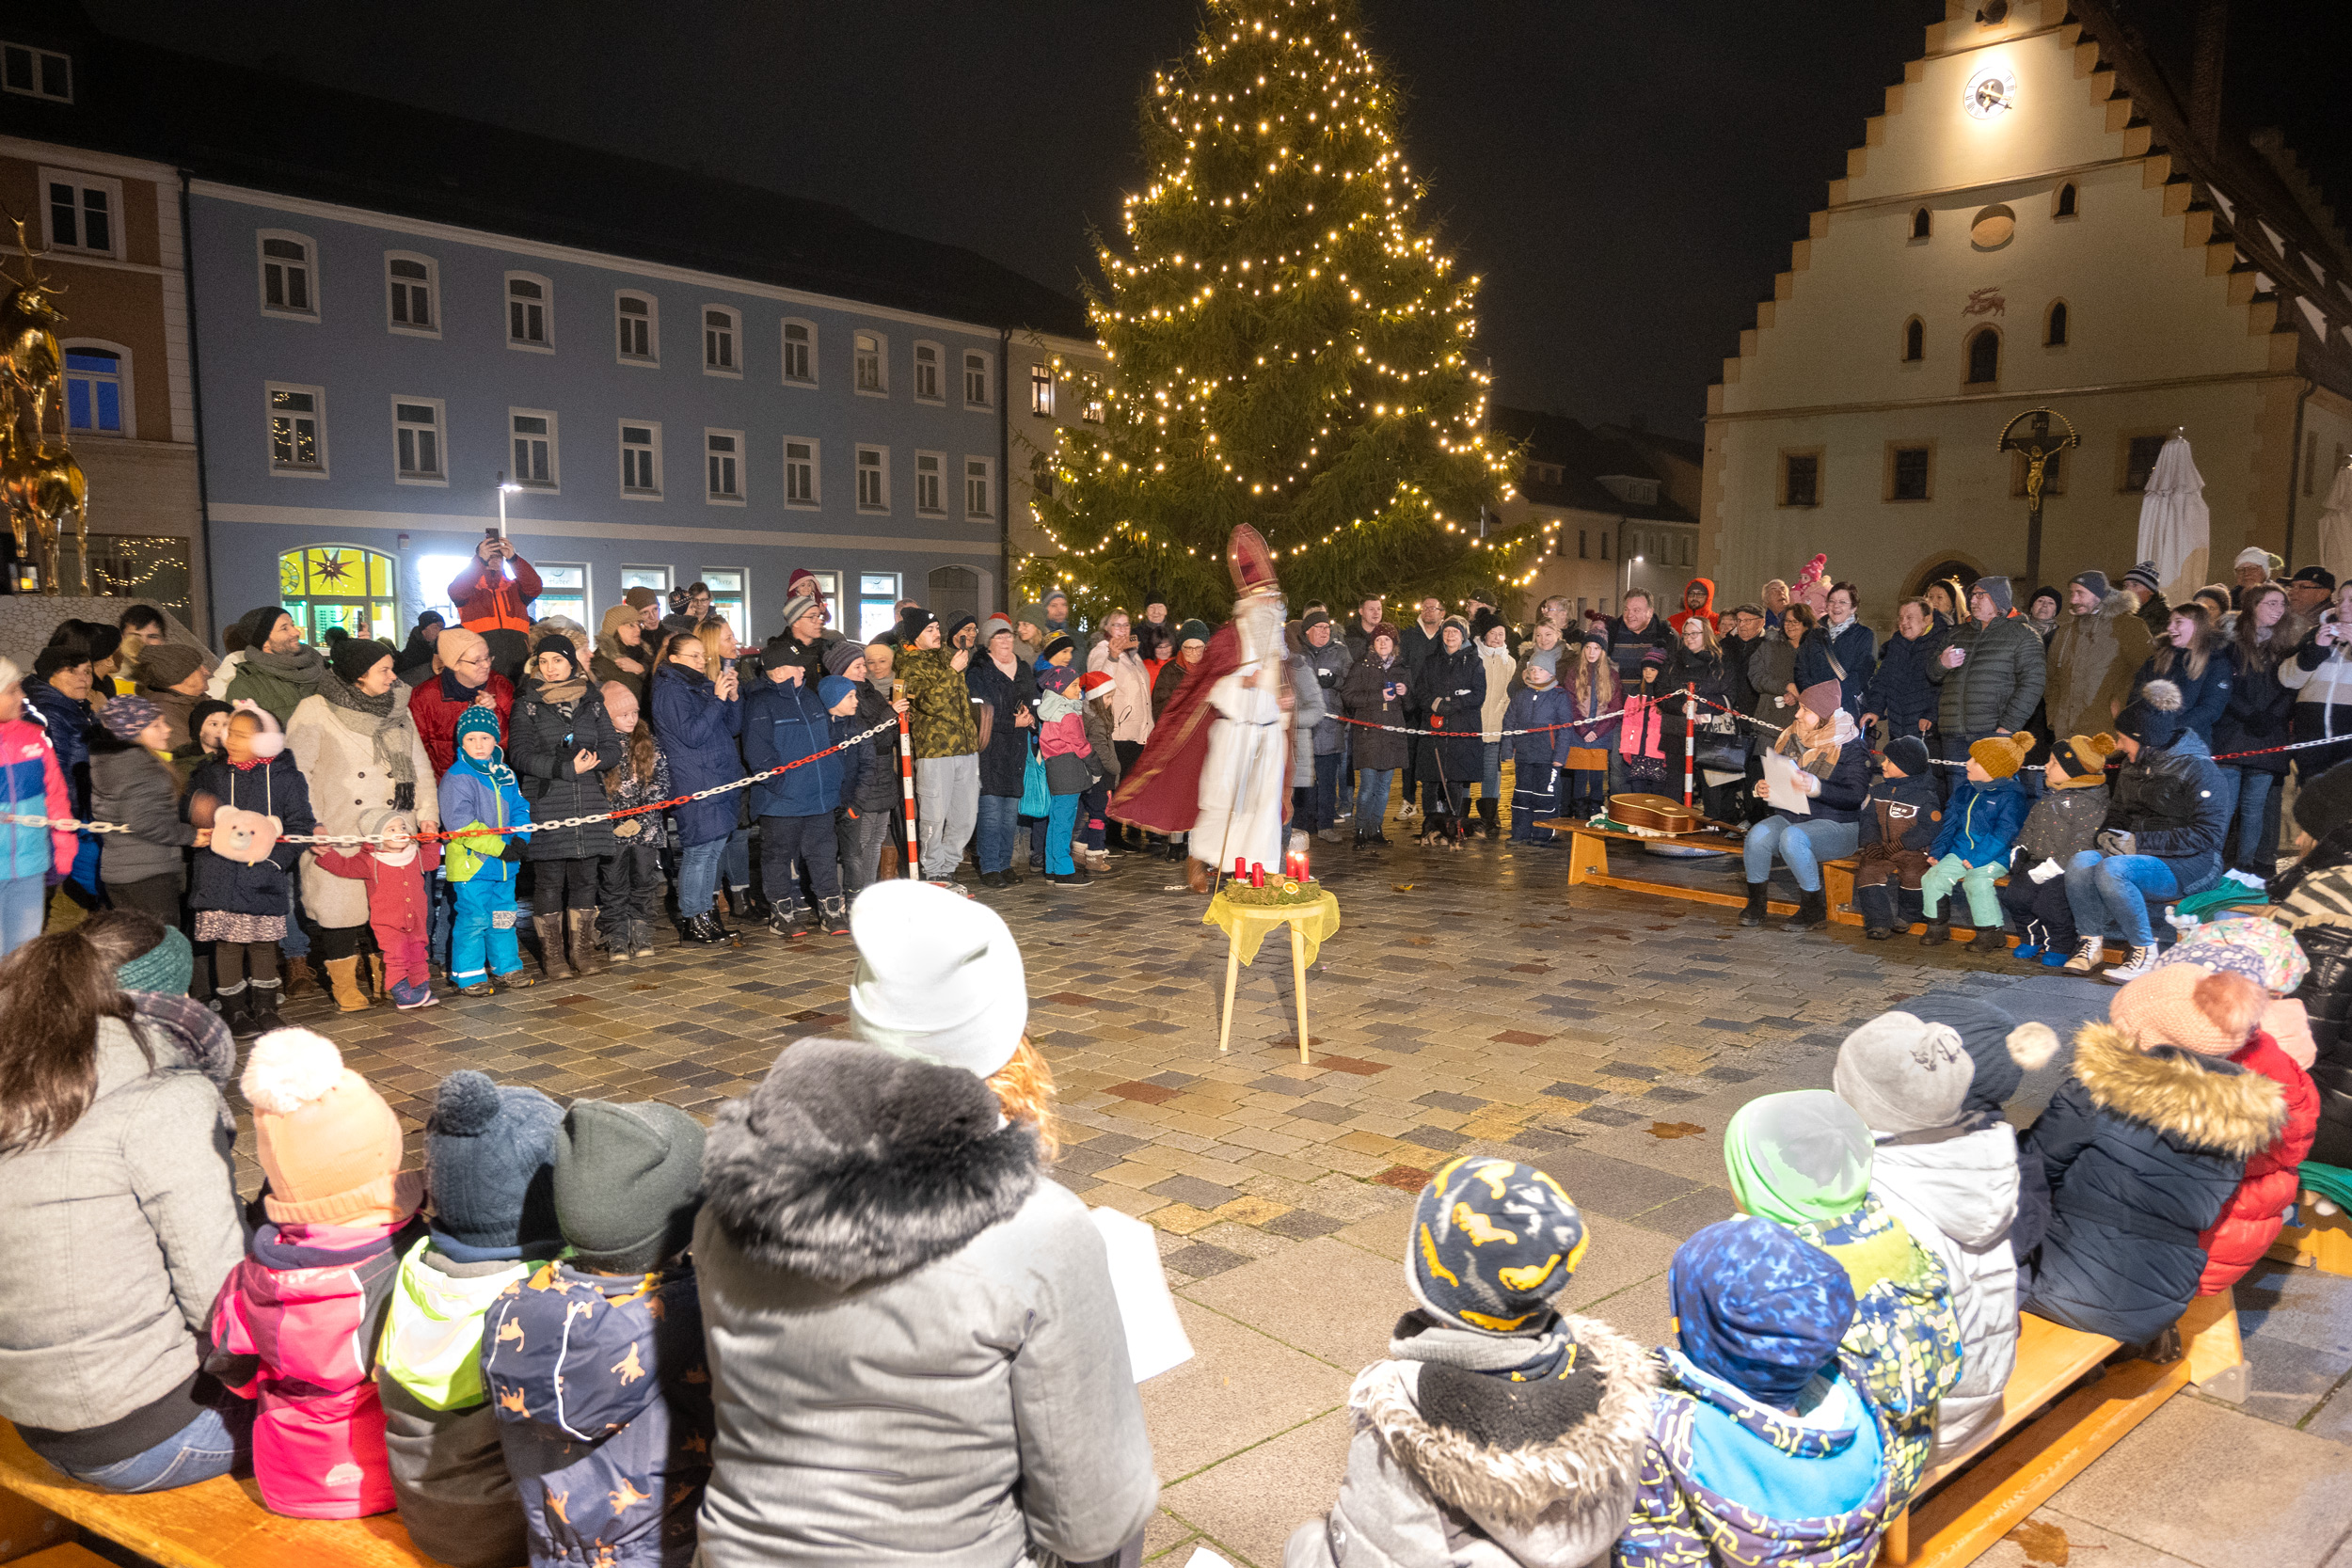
[1,41,72,103]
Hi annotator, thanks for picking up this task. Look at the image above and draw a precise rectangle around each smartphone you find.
[485,527,500,540]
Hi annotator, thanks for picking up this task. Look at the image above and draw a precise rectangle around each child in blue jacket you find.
[742,649,857,937]
[440,705,532,994]
[1502,663,1572,845]
[1920,732,2032,949]
[483,1099,712,1568]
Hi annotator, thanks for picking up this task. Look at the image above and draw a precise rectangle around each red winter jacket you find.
[2197,1030,2320,1294]
[406,672,515,781]
[447,555,543,634]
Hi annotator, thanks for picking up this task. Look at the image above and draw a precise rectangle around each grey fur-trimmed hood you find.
[1356,1312,1655,1536]
[699,1037,1040,1288]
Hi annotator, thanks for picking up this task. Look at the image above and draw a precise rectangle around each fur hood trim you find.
[700,1037,1040,1287]
[2070,1022,2287,1159]
[1353,1313,1654,1533]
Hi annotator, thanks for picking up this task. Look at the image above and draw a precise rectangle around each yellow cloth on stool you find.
[1203,888,1343,967]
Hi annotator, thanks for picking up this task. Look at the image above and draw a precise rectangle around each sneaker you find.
[2061,936,2104,974]
[2102,943,2161,984]
[1046,868,1093,887]
[2040,948,2072,968]
[2012,942,2043,961]
[927,879,970,896]
[1397,801,1420,820]
[391,978,438,1010]
[458,978,496,998]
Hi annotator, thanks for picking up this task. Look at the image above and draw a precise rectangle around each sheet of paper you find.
[1089,1207,1197,1383]
[1183,1551,1238,1568]
[1760,751,1811,816]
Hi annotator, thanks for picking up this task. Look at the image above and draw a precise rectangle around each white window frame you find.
[619,420,662,500]
[783,436,819,509]
[384,251,438,339]
[508,406,559,491]
[781,318,817,386]
[3,42,73,103]
[914,450,946,515]
[505,271,553,353]
[855,444,889,513]
[530,562,592,628]
[59,338,134,439]
[256,230,319,321]
[912,340,945,404]
[702,305,741,377]
[615,291,659,367]
[266,381,328,478]
[619,564,672,598]
[854,330,888,397]
[390,395,447,486]
[1029,363,1055,417]
[962,348,993,409]
[40,166,122,261]
[705,428,745,505]
[700,568,748,643]
[964,455,994,520]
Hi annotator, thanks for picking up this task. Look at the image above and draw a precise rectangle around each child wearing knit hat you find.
[439,705,533,995]
[1285,1156,1654,1568]
[484,1099,713,1568]
[311,809,441,1011]
[206,1029,426,1517]
[183,705,316,1036]
[376,1071,564,1567]
[1851,735,1944,938]
[1998,734,2118,966]
[1503,660,1573,845]
[1917,734,2031,950]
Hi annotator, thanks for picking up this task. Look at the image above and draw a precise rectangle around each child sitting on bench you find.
[1918,734,2030,951]
[1851,735,1942,940]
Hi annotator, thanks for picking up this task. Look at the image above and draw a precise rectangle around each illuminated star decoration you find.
[312,551,353,585]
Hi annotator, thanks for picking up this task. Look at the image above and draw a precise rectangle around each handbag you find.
[1020,738,1050,816]
[1692,707,1749,773]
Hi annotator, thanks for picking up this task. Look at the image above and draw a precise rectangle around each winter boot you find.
[630,918,656,959]
[1967,923,2009,953]
[367,952,387,999]
[768,902,809,940]
[1783,888,1827,931]
[216,985,253,1038]
[821,896,851,936]
[565,908,608,974]
[280,954,317,999]
[2013,919,2047,961]
[2061,936,2104,974]
[1740,881,1771,927]
[1919,918,1952,947]
[1854,883,1899,940]
[1480,798,1501,840]
[246,981,286,1033]
[532,912,574,978]
[324,956,370,1013]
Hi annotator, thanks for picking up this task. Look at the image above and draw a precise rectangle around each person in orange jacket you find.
[1666,577,1718,636]
[448,538,543,685]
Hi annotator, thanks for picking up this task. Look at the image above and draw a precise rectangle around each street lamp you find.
[494,470,522,539]
[1623,552,1642,608]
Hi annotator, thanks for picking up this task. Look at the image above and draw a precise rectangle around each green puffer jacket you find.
[900,646,978,760]
[1931,613,2046,736]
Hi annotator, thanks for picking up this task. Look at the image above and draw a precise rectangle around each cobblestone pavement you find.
[249,817,2352,1568]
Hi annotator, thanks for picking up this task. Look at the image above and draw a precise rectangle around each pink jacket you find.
[0,715,76,882]
[207,1216,421,1517]
[310,842,441,941]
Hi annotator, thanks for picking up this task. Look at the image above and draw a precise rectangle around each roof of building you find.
[1489,404,1696,524]
[0,8,1090,338]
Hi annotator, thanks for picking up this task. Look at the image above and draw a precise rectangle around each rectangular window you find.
[510,408,558,489]
[507,275,550,349]
[703,308,739,374]
[706,430,743,502]
[914,341,943,404]
[1578,529,1589,560]
[620,421,660,498]
[259,232,316,318]
[782,320,815,384]
[619,565,671,597]
[855,331,885,395]
[784,438,818,507]
[386,254,436,335]
[1782,451,1820,508]
[1599,533,1610,560]
[1083,395,1104,423]
[914,451,945,515]
[859,573,900,642]
[532,563,588,627]
[702,569,746,641]
[393,398,445,483]
[1888,444,1931,502]
[3,41,72,102]
[856,445,888,512]
[43,171,119,258]
[64,348,123,436]
[616,293,657,364]
[1030,363,1054,416]
[965,456,993,519]
[267,384,326,475]
[2120,434,2167,493]
[963,350,992,407]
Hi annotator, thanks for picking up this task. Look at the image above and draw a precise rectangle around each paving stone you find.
[1151,1173,1243,1210]
[1263,1208,1347,1240]
[1159,1242,1253,1280]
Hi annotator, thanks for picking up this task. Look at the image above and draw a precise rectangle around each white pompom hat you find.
[848,881,1028,1079]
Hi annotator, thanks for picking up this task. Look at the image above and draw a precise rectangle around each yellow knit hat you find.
[1968,733,2031,780]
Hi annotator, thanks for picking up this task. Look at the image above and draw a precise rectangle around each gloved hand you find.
[2095,829,2136,857]
[2028,857,2063,884]
[500,835,525,863]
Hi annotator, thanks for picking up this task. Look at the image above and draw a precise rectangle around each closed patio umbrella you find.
[2137,431,2209,605]
[2314,461,2352,586]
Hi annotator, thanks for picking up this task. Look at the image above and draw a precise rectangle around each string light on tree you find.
[1018,0,1530,619]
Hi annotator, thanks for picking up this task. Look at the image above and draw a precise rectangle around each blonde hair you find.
[695,620,735,666]
[987,1037,1060,1161]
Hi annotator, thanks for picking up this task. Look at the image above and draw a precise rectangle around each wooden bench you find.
[0,1421,444,1568]
[1551,820,1798,917]
[1821,859,2139,961]
[1877,1296,2239,1568]
[2269,1189,2352,1277]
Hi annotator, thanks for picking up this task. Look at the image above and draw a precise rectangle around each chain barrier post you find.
[1684,705,1695,808]
[898,703,919,880]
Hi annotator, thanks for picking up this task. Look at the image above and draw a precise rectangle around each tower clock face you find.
[1964,67,2016,119]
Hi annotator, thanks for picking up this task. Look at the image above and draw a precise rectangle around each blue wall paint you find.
[190,190,1009,644]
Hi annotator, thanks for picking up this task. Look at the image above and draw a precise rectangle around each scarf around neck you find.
[317,668,416,784]
[246,641,325,689]
[533,675,588,707]
[1391,1308,1578,1382]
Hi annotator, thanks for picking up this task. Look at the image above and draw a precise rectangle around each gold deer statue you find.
[0,214,87,594]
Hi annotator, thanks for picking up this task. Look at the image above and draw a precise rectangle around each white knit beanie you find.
[848,881,1027,1078]
[1833,1011,1975,1135]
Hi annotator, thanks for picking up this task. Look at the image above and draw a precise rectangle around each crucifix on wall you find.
[1998,406,2079,591]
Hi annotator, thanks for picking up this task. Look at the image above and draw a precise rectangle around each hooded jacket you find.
[1341,648,1411,773]
[691,1038,1156,1568]
[2194,1031,2319,1295]
[185,752,314,916]
[2020,1023,2288,1343]
[743,674,852,819]
[1414,641,1488,784]
[1867,1122,2022,1463]
[2045,593,2153,739]
[483,1261,713,1568]
[2105,734,2228,891]
[646,664,743,847]
[2214,633,2297,777]
[1301,633,1354,753]
[593,607,656,702]
[1664,578,1718,637]
[1283,1314,1655,1568]
[2012,782,2110,868]
[1861,629,1945,735]
[439,738,532,886]
[900,644,981,761]
[1930,613,2046,736]
[88,730,199,886]
[449,554,545,635]
[1856,773,1942,864]
[1504,687,1573,772]
[509,681,625,861]
[2130,645,2236,749]
[0,715,75,883]
[1929,776,2028,866]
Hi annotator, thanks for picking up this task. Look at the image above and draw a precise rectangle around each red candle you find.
[1234,856,1248,879]
[1251,863,1265,887]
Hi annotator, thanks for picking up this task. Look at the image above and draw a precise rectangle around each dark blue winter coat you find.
[185,753,314,916]
[1931,776,2028,865]
[1503,687,1572,770]
[2020,1024,2284,1343]
[2213,644,2296,777]
[1862,630,1944,735]
[1857,772,1944,857]
[1796,619,1877,716]
[482,1262,712,1568]
[2130,645,2237,748]
[743,676,850,819]
[1412,643,1487,784]
[648,666,742,847]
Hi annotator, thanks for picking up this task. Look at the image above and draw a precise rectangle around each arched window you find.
[1911,207,1931,241]
[278,546,398,644]
[2045,300,2069,347]
[2055,182,2077,218]
[1901,317,1925,362]
[1966,327,2001,385]
[61,341,130,436]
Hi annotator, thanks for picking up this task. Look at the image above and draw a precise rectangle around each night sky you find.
[85,0,2344,439]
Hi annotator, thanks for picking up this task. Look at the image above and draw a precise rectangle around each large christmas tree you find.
[1020,0,1531,620]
